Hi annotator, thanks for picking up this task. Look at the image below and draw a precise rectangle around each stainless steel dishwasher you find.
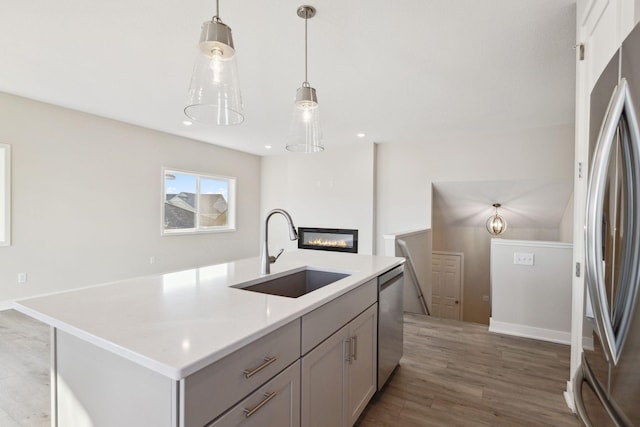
[377,265,404,390]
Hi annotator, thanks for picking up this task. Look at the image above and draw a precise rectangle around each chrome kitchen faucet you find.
[261,209,299,274]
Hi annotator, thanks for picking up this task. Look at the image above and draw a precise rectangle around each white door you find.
[431,252,463,320]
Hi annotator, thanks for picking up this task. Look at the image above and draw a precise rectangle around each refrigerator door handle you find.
[585,78,640,365]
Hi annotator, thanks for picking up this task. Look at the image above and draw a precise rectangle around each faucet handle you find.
[269,248,285,264]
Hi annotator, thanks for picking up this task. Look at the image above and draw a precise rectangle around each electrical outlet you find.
[17,273,27,284]
[514,252,534,266]
[149,256,155,265]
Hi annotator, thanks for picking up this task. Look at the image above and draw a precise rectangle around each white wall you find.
[559,193,574,243]
[261,143,375,255]
[432,226,560,324]
[489,239,573,344]
[374,125,575,253]
[0,92,261,308]
[383,229,431,314]
[259,126,574,323]
[375,125,574,323]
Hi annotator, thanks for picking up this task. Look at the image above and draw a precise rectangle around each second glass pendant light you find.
[286,5,324,153]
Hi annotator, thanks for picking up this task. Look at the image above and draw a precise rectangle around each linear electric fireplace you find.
[298,227,358,253]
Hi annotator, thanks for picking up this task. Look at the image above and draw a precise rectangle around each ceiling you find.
[432,179,574,230]
[0,0,576,156]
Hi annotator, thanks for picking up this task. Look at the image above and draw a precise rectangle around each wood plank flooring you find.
[0,310,578,426]
[356,314,579,427]
[0,310,50,427]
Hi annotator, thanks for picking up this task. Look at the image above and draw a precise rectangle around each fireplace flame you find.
[306,238,348,248]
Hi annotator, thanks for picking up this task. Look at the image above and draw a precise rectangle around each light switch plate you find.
[514,252,534,266]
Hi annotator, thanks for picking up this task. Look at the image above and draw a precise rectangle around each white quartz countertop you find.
[14,250,403,380]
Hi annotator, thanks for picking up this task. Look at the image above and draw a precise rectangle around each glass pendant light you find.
[185,0,244,125]
[486,203,507,235]
[286,5,324,153]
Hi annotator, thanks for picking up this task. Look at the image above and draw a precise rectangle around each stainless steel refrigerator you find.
[573,22,640,426]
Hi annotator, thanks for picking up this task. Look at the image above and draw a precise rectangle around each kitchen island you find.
[15,250,403,427]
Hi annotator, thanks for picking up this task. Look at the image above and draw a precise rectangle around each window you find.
[162,168,236,234]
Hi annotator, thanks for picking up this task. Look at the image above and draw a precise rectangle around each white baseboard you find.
[583,335,594,351]
[564,381,576,413]
[489,318,571,345]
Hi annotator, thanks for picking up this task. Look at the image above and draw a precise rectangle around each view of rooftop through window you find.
[163,169,235,233]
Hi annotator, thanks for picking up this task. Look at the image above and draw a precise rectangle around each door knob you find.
[455,300,459,304]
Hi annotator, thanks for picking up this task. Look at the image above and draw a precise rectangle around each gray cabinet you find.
[301,321,346,427]
[207,361,300,427]
[49,274,387,427]
[301,304,378,427]
[344,304,378,426]
[55,329,178,427]
[301,279,377,354]
[181,320,301,427]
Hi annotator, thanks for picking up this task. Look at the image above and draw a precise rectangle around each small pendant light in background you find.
[185,0,244,125]
[486,203,507,235]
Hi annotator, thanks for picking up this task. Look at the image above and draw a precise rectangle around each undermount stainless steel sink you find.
[234,268,351,298]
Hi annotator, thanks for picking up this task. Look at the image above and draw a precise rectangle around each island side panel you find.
[54,329,178,427]
[51,328,57,427]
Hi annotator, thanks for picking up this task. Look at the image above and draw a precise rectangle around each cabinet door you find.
[301,323,349,427]
[580,0,630,91]
[344,304,378,427]
[182,320,300,427]
[208,361,300,427]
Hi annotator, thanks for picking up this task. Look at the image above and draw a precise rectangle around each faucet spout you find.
[261,209,299,274]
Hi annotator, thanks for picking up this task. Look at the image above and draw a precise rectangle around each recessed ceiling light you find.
[182,120,193,126]
[265,145,272,149]
[357,133,366,138]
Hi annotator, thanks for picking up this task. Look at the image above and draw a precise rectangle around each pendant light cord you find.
[213,0,220,22]
[304,12,308,83]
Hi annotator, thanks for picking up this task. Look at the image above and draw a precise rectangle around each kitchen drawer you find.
[207,360,300,427]
[181,319,301,427]
[301,278,377,355]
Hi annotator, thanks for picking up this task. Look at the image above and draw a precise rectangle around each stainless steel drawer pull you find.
[242,356,277,379]
[352,336,358,361]
[243,391,277,418]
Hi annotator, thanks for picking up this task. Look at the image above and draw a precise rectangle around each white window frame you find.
[162,167,236,235]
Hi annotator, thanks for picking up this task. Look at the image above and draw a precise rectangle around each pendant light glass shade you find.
[287,83,323,153]
[185,7,244,126]
[486,203,507,235]
[286,5,324,153]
